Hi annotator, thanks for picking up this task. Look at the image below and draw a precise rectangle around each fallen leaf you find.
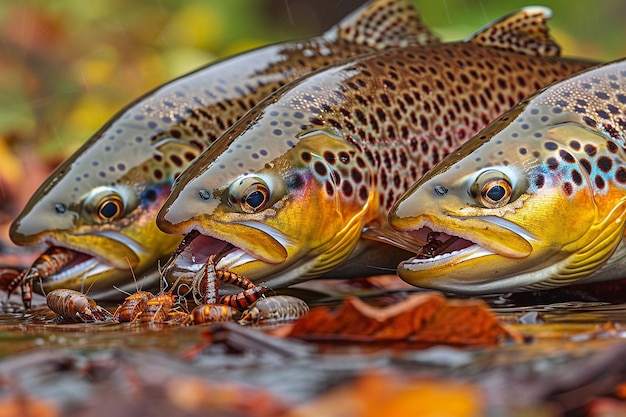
[287,293,516,346]
[615,381,626,400]
[285,371,485,417]
[164,376,287,417]
[587,398,626,417]
[0,395,59,417]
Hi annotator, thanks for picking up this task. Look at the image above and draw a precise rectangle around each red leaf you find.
[287,293,516,346]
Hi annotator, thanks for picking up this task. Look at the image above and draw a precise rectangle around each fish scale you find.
[9,0,439,301]
[158,7,597,290]
[389,58,626,294]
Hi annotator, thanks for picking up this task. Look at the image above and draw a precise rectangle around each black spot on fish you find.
[584,144,598,157]
[323,151,336,164]
[596,109,609,119]
[357,185,368,201]
[342,181,353,197]
[559,149,575,163]
[314,161,327,176]
[597,156,613,173]
[595,91,609,100]
[583,116,597,128]
[580,159,592,174]
[595,175,605,189]
[546,157,559,170]
[534,174,545,189]
[325,180,334,197]
[544,142,558,151]
[562,182,573,196]
[170,155,183,168]
[615,167,626,184]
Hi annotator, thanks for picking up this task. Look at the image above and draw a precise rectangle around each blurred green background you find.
[0,0,624,228]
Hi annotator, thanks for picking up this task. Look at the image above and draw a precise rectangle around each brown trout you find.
[8,0,439,302]
[389,59,626,294]
[157,7,596,290]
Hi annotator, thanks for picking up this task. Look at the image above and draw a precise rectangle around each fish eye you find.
[228,176,271,214]
[97,196,124,220]
[470,170,513,209]
[82,186,138,224]
[241,184,270,213]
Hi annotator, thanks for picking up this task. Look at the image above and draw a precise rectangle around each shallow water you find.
[1,287,626,416]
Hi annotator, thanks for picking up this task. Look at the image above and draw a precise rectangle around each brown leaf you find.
[287,293,516,346]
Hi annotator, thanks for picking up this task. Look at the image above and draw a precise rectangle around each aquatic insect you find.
[0,268,21,292]
[7,247,79,309]
[8,0,438,307]
[184,304,241,325]
[112,291,154,323]
[389,58,626,293]
[133,291,183,324]
[239,296,309,325]
[157,7,596,290]
[192,255,266,310]
[46,289,110,323]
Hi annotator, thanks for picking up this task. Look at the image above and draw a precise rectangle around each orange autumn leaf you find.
[615,381,626,399]
[286,371,485,417]
[287,293,516,346]
[0,395,59,417]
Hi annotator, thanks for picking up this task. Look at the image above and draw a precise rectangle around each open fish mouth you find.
[23,230,153,291]
[163,228,275,277]
[163,232,238,273]
[25,244,105,290]
[400,226,485,271]
[166,218,291,272]
[399,216,535,271]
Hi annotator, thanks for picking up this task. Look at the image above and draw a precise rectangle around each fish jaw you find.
[10,182,180,297]
[392,210,555,294]
[393,186,625,294]
[158,130,376,287]
[390,107,626,293]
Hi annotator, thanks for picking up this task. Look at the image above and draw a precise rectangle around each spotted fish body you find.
[8,0,439,299]
[157,8,596,289]
[389,59,626,294]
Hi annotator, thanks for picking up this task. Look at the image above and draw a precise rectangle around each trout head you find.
[9,133,191,297]
[390,91,626,293]
[158,108,376,288]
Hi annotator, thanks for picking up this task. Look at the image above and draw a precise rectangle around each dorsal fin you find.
[466,6,561,57]
[327,0,440,50]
